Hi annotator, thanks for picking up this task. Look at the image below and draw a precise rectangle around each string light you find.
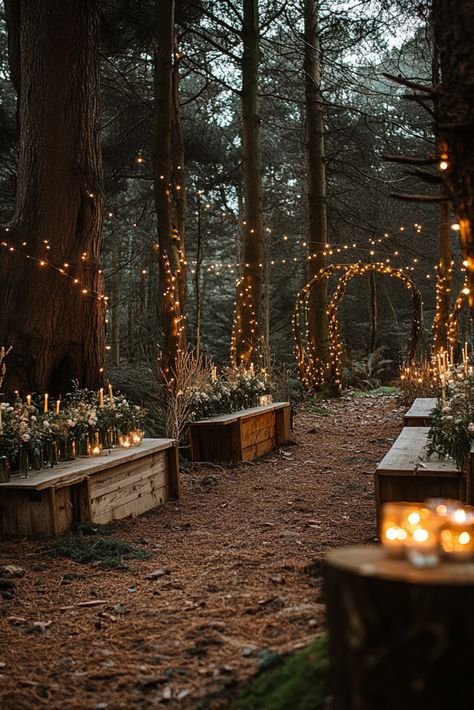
[294,262,424,391]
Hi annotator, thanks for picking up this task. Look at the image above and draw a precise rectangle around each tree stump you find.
[324,545,474,710]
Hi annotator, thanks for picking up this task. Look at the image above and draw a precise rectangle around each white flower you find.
[21,433,31,443]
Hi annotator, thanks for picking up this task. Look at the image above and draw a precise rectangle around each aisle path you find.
[0,396,403,709]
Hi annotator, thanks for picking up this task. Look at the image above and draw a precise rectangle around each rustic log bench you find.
[325,545,474,710]
[0,438,179,537]
[403,397,437,426]
[189,402,292,463]
[375,426,472,530]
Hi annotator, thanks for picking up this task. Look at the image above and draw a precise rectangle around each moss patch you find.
[44,527,152,569]
[230,634,330,710]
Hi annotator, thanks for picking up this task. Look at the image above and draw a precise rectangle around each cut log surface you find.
[403,397,437,426]
[325,545,474,710]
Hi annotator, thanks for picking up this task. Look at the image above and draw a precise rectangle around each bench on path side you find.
[0,438,179,538]
[375,426,472,530]
[189,402,292,464]
[403,397,437,426]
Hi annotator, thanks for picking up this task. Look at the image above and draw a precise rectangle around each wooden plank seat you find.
[403,397,437,426]
[0,438,179,538]
[189,402,292,464]
[375,426,472,529]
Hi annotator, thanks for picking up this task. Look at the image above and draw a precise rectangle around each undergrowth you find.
[44,524,152,569]
[229,634,330,710]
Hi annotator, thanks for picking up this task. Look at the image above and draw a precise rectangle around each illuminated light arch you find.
[293,263,350,389]
[294,262,426,392]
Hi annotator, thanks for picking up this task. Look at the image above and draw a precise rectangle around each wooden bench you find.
[403,397,437,426]
[375,426,472,530]
[0,438,179,538]
[189,402,292,464]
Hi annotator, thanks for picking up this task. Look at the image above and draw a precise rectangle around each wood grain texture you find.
[189,403,291,464]
[325,545,474,710]
[403,397,437,426]
[0,439,179,537]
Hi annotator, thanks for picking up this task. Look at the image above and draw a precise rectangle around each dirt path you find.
[0,396,403,709]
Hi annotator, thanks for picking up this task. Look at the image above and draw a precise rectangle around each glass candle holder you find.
[119,434,132,449]
[381,502,409,556]
[130,430,144,446]
[439,512,474,560]
[425,498,463,517]
[88,442,102,457]
[402,506,439,567]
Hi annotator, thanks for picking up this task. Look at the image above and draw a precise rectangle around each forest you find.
[1,0,474,708]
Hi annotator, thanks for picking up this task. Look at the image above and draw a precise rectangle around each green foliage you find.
[44,527,152,569]
[349,386,401,398]
[303,398,332,415]
[427,368,474,469]
[345,347,393,390]
[231,635,330,710]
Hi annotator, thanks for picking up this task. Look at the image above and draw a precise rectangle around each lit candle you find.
[44,393,48,413]
[402,506,439,567]
[108,383,115,407]
[440,374,446,404]
[381,502,409,556]
[211,367,217,382]
[130,430,142,446]
[119,434,132,449]
[250,363,254,376]
[99,387,104,408]
[56,399,60,416]
[440,512,474,559]
[26,394,31,407]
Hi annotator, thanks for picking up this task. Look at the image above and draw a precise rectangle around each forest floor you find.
[0,394,404,710]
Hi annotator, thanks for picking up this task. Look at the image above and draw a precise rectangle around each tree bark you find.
[432,1,474,307]
[325,546,474,710]
[153,0,185,378]
[171,41,187,314]
[0,0,104,397]
[433,196,452,353]
[232,0,264,366]
[304,0,329,383]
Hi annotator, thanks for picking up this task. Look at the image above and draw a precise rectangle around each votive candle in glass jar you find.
[119,434,132,449]
[381,502,409,556]
[439,511,474,560]
[130,430,143,446]
[402,505,439,568]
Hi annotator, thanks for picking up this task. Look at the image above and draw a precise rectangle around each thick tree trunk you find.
[194,195,203,355]
[110,217,121,368]
[304,0,329,382]
[232,0,263,366]
[432,1,474,307]
[368,268,377,353]
[171,43,187,314]
[0,0,104,397]
[433,197,452,352]
[153,0,185,378]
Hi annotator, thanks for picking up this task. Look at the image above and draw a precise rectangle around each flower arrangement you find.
[427,365,474,469]
[0,386,145,479]
[189,366,272,420]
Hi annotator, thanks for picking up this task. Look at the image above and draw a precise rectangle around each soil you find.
[0,395,403,709]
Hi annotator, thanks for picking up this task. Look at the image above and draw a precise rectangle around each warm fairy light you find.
[439,160,449,171]
[451,223,460,231]
[463,287,470,295]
